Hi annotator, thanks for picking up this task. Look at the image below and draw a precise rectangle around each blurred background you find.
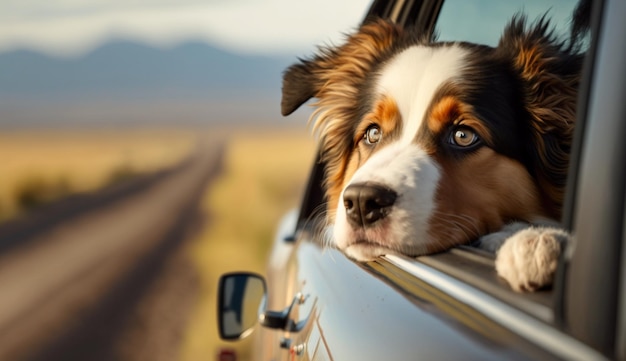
[0,1,370,360]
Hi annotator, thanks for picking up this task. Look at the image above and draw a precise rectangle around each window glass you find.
[435,0,583,46]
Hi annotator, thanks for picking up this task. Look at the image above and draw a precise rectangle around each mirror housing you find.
[217,272,267,340]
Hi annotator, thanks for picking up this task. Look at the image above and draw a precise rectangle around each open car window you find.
[391,0,590,269]
[366,0,593,333]
[295,0,593,304]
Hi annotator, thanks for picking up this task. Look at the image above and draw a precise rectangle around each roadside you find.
[179,129,315,361]
[113,237,201,361]
[0,128,315,361]
[0,140,223,361]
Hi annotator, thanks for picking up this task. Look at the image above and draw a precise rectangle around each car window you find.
[397,0,590,314]
[435,0,583,47]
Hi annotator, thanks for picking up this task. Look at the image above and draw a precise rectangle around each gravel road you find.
[0,141,223,361]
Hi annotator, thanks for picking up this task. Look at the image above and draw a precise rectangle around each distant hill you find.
[0,41,309,127]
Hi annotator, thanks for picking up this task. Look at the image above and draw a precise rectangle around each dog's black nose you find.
[343,183,397,228]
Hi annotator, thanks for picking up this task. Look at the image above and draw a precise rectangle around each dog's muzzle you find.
[343,182,397,228]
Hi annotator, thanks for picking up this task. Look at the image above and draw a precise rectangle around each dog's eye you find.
[364,125,382,145]
[450,127,480,148]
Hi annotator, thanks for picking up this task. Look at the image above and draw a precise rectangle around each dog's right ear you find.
[281,60,319,116]
[281,18,403,117]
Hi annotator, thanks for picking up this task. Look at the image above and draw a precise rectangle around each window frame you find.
[559,0,625,356]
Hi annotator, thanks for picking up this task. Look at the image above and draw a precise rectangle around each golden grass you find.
[0,128,197,221]
[180,128,316,361]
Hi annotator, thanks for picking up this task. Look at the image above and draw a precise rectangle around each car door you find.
[259,0,625,359]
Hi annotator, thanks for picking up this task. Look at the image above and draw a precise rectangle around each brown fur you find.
[427,96,493,144]
[498,16,580,218]
[428,148,543,253]
[282,20,405,220]
[282,17,582,248]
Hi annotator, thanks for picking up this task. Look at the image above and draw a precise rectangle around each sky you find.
[0,0,373,57]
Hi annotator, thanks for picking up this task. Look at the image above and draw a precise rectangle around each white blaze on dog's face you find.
[333,46,463,259]
[281,19,580,261]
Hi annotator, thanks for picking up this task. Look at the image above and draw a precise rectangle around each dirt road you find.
[0,141,223,361]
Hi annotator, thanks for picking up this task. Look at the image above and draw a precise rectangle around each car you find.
[217,0,625,359]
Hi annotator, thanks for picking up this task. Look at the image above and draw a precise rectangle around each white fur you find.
[334,143,440,260]
[377,45,468,144]
[495,227,569,292]
[334,44,468,261]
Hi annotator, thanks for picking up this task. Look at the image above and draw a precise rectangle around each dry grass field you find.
[0,128,197,222]
[0,126,316,360]
[179,128,316,361]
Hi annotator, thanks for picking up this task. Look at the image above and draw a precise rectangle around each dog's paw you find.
[495,227,569,292]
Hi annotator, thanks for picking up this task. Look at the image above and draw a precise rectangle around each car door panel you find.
[278,234,561,360]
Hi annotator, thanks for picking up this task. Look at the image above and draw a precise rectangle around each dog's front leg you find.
[476,222,570,292]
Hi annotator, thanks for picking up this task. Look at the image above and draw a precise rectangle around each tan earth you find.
[0,141,223,361]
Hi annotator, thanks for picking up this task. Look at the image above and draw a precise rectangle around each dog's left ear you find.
[499,15,583,217]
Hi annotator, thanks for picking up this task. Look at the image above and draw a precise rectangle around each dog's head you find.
[282,17,582,261]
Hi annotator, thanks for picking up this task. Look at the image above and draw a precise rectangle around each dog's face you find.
[282,18,580,261]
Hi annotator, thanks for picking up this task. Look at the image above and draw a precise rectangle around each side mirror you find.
[217,272,267,340]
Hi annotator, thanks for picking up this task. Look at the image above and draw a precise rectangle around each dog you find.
[280,16,583,292]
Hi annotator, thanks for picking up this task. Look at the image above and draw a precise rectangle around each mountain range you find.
[0,40,310,127]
